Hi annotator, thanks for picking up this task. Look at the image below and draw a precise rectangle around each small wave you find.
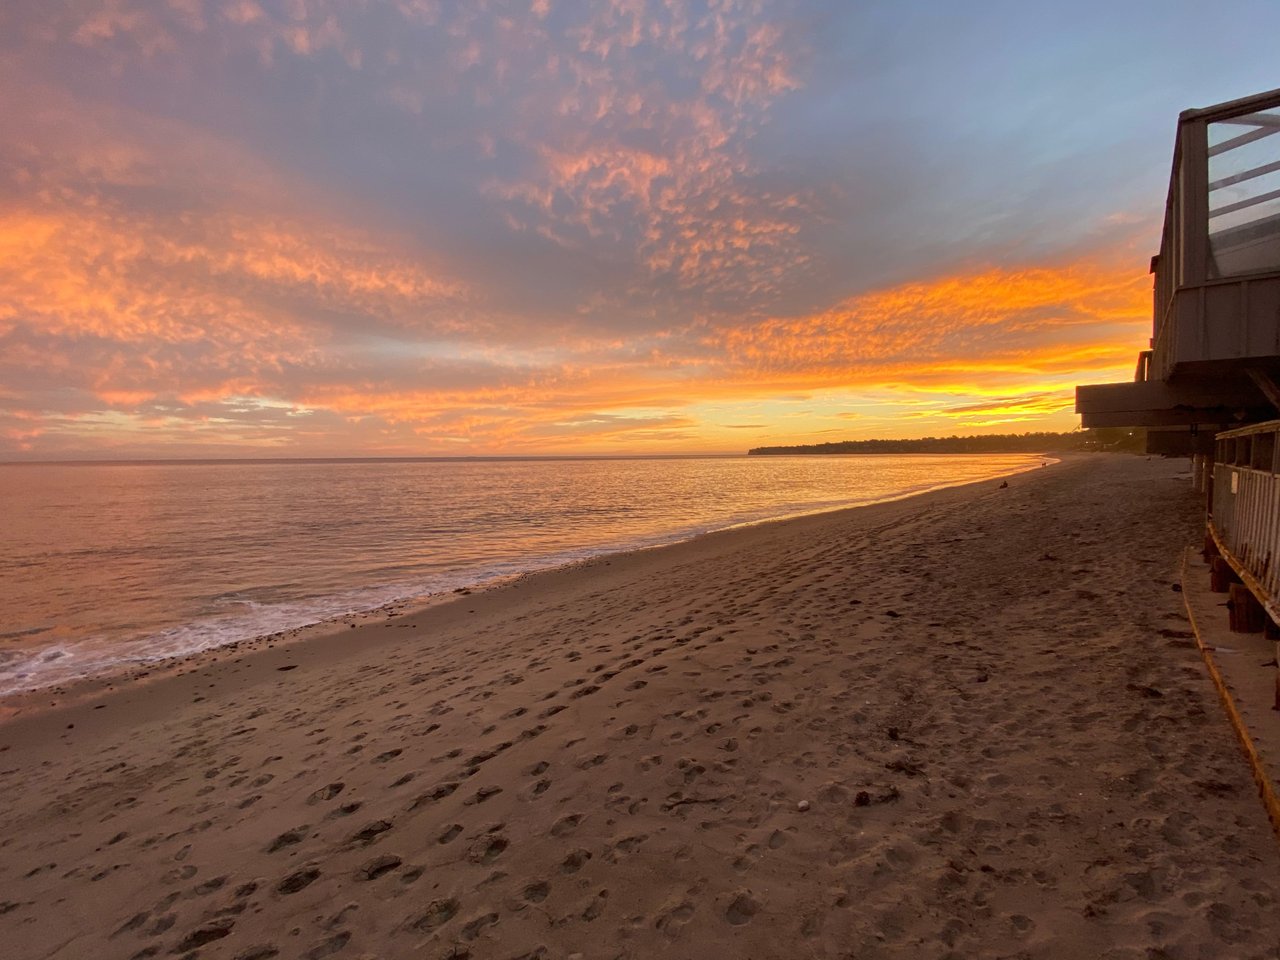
[0,625,54,641]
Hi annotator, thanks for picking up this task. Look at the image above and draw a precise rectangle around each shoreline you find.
[4,453,1278,959]
[0,454,1051,722]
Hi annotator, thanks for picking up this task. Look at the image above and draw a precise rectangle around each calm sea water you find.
[0,454,1043,697]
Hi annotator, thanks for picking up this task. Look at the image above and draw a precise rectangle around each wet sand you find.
[2,455,1278,959]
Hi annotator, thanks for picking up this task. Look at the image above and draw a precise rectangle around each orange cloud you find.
[713,254,1150,377]
[1,200,466,343]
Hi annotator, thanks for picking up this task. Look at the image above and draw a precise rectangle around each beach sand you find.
[2,455,1278,959]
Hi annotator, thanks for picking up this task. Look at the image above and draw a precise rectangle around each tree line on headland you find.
[747,428,1144,456]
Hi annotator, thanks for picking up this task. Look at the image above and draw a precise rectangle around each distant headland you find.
[747,428,1142,456]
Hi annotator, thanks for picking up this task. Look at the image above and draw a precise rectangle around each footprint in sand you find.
[550,814,582,837]
[347,820,392,845]
[356,855,402,881]
[410,781,459,809]
[655,900,696,936]
[308,783,344,804]
[412,898,460,932]
[148,913,177,935]
[277,867,320,894]
[459,911,500,940]
[520,779,551,801]
[725,892,760,925]
[305,931,351,959]
[267,827,308,853]
[581,889,608,921]
[464,785,503,805]
[326,801,363,819]
[112,911,151,939]
[192,875,227,895]
[173,919,235,952]
[467,834,509,864]
[610,832,648,857]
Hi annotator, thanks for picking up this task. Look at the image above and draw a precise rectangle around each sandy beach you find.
[2,454,1278,960]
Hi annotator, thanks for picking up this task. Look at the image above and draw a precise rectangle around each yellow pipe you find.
[1181,547,1280,841]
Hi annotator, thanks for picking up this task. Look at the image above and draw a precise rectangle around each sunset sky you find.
[3,1,1278,458]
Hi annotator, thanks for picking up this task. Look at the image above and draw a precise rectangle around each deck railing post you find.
[1179,118,1210,288]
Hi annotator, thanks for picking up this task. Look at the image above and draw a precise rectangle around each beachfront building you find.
[1076,87,1280,461]
[1078,88,1280,632]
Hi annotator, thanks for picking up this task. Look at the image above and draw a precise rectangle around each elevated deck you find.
[1077,88,1280,432]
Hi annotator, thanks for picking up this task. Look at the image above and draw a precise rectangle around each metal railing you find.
[1147,89,1280,383]
[1211,420,1280,618]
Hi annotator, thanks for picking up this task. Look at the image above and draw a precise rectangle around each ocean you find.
[0,454,1043,697]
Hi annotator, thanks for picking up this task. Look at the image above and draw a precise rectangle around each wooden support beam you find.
[1211,557,1241,593]
[1181,119,1209,286]
[1247,368,1280,414]
[1267,620,1280,711]
[1228,582,1267,633]
[1081,409,1244,429]
[1077,379,1262,413]
[1076,377,1274,428]
[1217,111,1280,129]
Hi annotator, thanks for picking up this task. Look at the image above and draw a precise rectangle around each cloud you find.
[941,392,1075,416]
[9,0,1255,458]
[711,252,1151,379]
[472,1,816,312]
[0,212,1152,456]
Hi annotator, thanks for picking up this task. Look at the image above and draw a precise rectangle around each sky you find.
[2,1,1278,458]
